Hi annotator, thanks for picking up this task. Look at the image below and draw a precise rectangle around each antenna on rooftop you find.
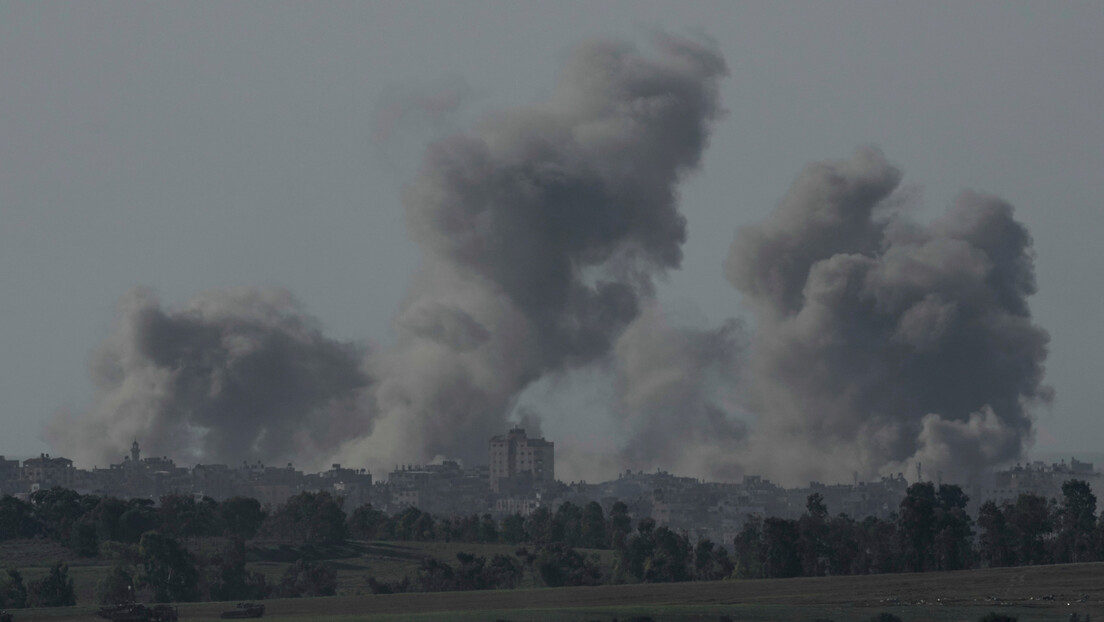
[916,461,922,483]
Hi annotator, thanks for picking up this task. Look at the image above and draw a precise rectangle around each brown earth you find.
[10,561,1104,622]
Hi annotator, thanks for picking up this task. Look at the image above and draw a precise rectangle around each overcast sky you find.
[2,2,1101,473]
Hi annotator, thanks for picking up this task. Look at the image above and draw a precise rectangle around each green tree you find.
[118,499,160,543]
[552,502,582,546]
[526,507,554,545]
[692,538,733,580]
[69,521,100,557]
[645,526,692,582]
[0,496,39,541]
[854,516,899,574]
[532,544,603,587]
[274,560,336,597]
[348,504,388,540]
[207,539,268,601]
[29,488,83,544]
[731,516,765,579]
[1056,479,1096,563]
[608,502,632,552]
[500,514,526,544]
[158,494,219,540]
[95,565,135,605]
[218,497,266,540]
[0,568,27,609]
[1008,493,1054,565]
[139,532,200,603]
[412,511,437,542]
[898,482,937,572]
[86,496,128,543]
[580,502,607,549]
[977,501,1015,567]
[798,493,829,576]
[762,517,801,579]
[933,484,974,571]
[825,513,860,575]
[26,562,76,607]
[262,491,346,545]
[478,514,498,543]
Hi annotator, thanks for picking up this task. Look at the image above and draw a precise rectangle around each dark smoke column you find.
[48,287,370,468]
[726,147,1051,484]
[336,34,728,470]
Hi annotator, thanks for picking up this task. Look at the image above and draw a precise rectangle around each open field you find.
[0,539,585,603]
[5,560,1104,622]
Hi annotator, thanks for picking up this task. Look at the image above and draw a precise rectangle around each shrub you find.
[274,560,336,598]
[27,562,76,607]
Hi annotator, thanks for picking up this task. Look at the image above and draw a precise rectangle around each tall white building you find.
[488,428,554,492]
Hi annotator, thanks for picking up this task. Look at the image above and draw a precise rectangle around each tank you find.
[219,602,265,619]
[95,603,178,622]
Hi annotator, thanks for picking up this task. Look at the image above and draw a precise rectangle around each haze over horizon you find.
[3,3,1102,487]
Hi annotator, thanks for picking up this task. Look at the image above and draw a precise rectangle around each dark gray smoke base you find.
[49,38,1050,486]
[724,147,1051,484]
[49,33,727,474]
[612,305,748,480]
[47,288,370,468]
[334,33,728,469]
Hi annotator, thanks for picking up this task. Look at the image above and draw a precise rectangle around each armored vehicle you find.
[219,602,265,618]
[95,603,177,622]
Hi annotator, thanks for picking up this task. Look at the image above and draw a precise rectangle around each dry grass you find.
[6,540,1104,621]
[9,561,1104,621]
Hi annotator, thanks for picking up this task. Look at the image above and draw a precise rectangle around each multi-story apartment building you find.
[488,428,554,492]
[21,453,75,490]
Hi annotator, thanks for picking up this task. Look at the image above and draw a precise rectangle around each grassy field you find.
[4,540,1104,621]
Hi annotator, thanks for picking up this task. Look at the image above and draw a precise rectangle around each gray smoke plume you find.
[47,287,370,468]
[725,147,1051,484]
[613,305,748,480]
[335,33,728,470]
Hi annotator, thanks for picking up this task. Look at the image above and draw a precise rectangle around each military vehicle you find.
[219,602,265,618]
[95,603,178,622]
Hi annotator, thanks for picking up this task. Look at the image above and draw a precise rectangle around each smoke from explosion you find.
[49,36,1051,486]
[47,287,370,468]
[723,147,1051,484]
[334,33,728,470]
[612,305,748,480]
[50,33,729,472]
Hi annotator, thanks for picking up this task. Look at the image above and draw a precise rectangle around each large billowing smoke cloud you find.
[612,305,748,480]
[49,33,727,474]
[723,147,1051,484]
[47,287,370,468]
[50,33,1051,487]
[335,33,728,470]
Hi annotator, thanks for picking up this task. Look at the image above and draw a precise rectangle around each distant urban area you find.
[2,428,1094,546]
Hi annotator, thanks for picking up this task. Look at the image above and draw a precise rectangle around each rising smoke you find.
[332,33,728,470]
[51,37,1050,486]
[612,305,748,480]
[723,147,1051,484]
[47,287,370,468]
[51,33,729,473]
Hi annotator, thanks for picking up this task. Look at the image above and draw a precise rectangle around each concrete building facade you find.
[488,428,554,492]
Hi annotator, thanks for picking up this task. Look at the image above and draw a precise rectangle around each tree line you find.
[2,478,1103,606]
[731,480,1102,578]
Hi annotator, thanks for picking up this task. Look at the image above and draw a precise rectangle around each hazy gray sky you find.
[2,2,1101,476]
